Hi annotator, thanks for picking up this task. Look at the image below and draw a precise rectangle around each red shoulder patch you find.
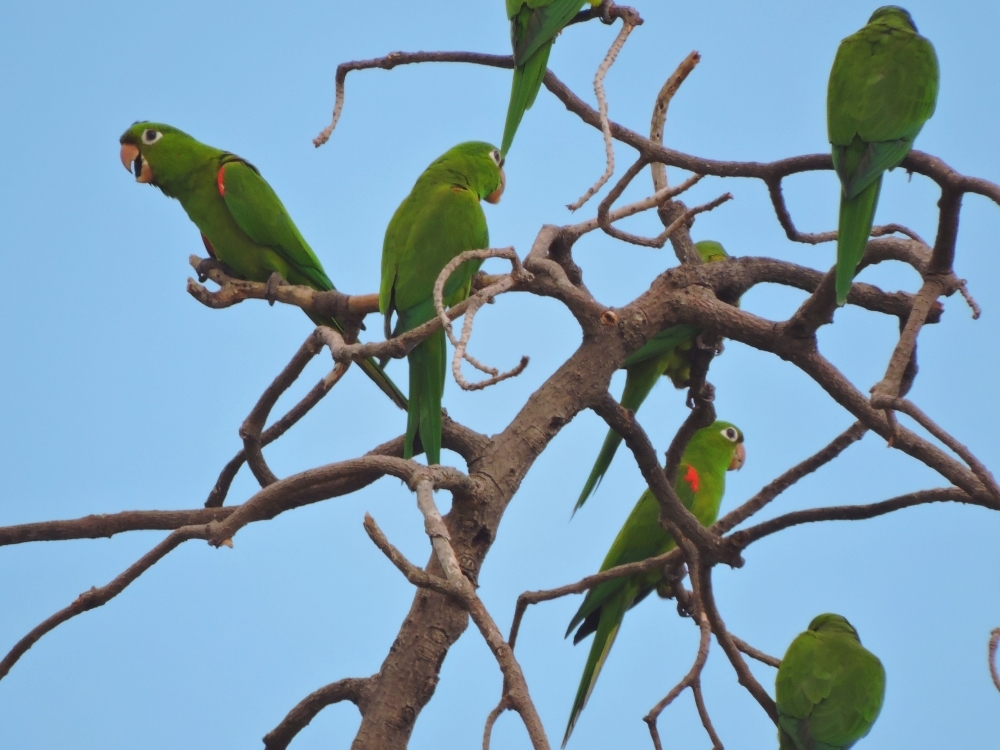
[683,465,700,494]
[217,165,226,197]
[201,233,217,258]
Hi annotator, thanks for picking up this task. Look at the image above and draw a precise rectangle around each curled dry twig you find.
[432,247,531,390]
[567,18,638,211]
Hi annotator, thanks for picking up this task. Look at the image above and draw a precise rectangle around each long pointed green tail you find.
[835,176,882,306]
[574,358,663,513]
[563,595,629,747]
[501,42,552,155]
[405,328,446,465]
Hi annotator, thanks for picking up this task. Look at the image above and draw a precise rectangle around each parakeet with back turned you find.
[380,142,505,465]
[827,6,938,305]
[563,421,746,745]
[575,241,732,512]
[502,0,601,155]
[776,613,886,750]
[119,122,406,409]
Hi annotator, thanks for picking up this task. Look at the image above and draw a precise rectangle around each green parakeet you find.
[380,142,505,465]
[501,0,601,155]
[827,6,938,305]
[119,122,406,409]
[776,613,886,750]
[575,241,732,512]
[563,421,746,745]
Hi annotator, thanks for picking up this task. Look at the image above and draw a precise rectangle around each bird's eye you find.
[721,427,739,442]
[490,149,503,167]
[142,129,162,145]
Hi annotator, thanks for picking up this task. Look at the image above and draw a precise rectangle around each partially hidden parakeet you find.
[501,0,601,155]
[575,241,732,512]
[380,142,505,465]
[776,613,886,750]
[118,122,406,409]
[563,421,746,745]
[827,6,938,305]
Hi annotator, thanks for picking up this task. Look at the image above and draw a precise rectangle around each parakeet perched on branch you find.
[827,6,938,305]
[776,613,886,750]
[380,142,505,465]
[118,122,406,409]
[575,241,731,512]
[501,0,601,155]
[563,421,746,745]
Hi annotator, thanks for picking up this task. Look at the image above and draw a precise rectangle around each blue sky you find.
[1,1,998,748]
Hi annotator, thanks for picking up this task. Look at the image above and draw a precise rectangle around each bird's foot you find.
[196,257,233,283]
[264,272,286,306]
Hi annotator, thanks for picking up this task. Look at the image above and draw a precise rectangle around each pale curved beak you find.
[485,167,505,204]
[120,143,153,183]
[728,443,746,471]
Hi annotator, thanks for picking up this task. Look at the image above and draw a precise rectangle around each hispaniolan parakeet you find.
[501,0,601,155]
[380,142,505,465]
[776,613,886,750]
[827,6,938,305]
[118,122,406,409]
[575,241,732,512]
[563,421,746,745]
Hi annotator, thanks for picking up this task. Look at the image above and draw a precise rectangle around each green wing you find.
[776,631,886,750]
[221,158,407,409]
[384,182,487,464]
[566,489,673,637]
[827,15,938,305]
[219,158,335,291]
[510,0,589,65]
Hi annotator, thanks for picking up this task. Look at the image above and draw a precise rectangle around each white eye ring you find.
[142,129,162,145]
[490,149,503,167]
[721,427,739,442]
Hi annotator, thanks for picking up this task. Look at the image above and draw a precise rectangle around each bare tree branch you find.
[990,629,1000,694]
[263,677,373,750]
[644,613,720,750]
[714,421,868,534]
[650,51,701,192]
[0,525,211,681]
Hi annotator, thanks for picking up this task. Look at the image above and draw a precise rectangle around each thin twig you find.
[432,247,531,390]
[714,422,867,534]
[873,398,1000,506]
[263,677,372,750]
[0,525,210,681]
[508,547,684,649]
[990,629,1000,693]
[563,171,704,242]
[728,488,978,549]
[644,612,718,750]
[650,51,701,192]
[205,364,351,507]
[696,565,778,723]
[567,19,638,211]
[482,698,509,750]
[731,636,780,668]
